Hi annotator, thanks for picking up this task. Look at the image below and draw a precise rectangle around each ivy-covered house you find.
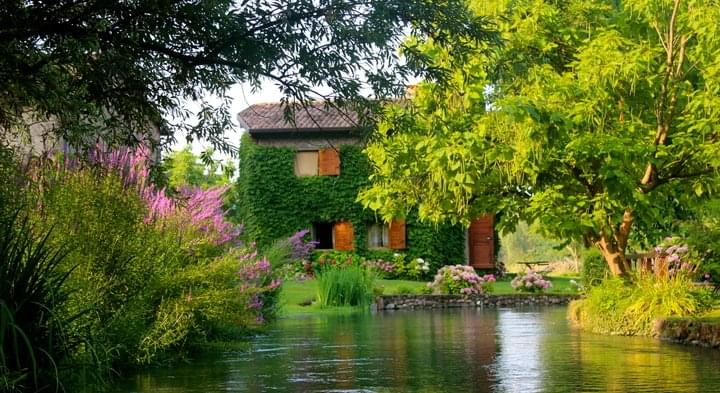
[235,102,495,270]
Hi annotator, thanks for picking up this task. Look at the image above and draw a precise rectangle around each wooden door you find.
[468,215,494,269]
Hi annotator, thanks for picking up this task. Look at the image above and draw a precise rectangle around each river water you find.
[116,307,720,392]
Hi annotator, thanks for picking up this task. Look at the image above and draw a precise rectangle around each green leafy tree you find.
[359,0,720,276]
[0,0,491,153]
[164,147,206,188]
[163,147,236,188]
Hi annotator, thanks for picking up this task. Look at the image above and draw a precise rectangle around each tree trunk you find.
[596,239,631,276]
[594,209,634,277]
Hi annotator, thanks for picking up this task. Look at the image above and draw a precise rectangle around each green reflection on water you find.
[116,307,720,393]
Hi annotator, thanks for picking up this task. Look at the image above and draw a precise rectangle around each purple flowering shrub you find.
[236,243,283,325]
[511,270,552,292]
[427,265,495,295]
[90,146,242,250]
[272,230,319,281]
[287,229,318,261]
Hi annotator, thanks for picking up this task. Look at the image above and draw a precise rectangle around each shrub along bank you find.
[568,275,717,337]
[0,146,285,392]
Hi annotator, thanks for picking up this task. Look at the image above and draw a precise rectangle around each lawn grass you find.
[279,275,580,317]
[696,309,720,324]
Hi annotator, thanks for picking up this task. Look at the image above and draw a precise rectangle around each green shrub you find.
[316,265,375,307]
[313,250,364,272]
[581,248,610,287]
[569,274,714,336]
[263,238,294,269]
[35,167,180,368]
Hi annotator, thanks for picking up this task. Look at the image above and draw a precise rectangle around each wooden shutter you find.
[318,148,340,176]
[388,219,406,249]
[333,221,354,250]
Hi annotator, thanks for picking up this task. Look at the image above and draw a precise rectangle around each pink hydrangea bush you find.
[511,270,552,292]
[427,265,496,295]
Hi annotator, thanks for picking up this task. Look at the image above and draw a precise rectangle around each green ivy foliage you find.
[235,134,465,267]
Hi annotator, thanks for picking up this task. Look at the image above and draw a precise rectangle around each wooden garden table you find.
[516,261,551,272]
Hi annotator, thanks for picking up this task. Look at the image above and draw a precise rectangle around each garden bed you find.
[375,293,580,310]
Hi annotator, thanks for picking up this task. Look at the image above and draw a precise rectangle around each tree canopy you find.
[359,0,720,275]
[0,0,492,153]
[163,147,234,188]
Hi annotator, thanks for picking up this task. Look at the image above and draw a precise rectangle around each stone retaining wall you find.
[654,319,720,349]
[375,294,579,310]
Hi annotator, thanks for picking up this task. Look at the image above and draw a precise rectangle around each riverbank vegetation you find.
[0,146,286,392]
[569,275,717,336]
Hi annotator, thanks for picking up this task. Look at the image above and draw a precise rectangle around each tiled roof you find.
[236,102,358,133]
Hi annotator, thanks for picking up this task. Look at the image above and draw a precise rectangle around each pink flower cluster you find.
[365,259,396,274]
[427,264,495,295]
[511,270,552,292]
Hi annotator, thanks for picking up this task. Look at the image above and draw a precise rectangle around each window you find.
[367,223,390,249]
[312,222,334,249]
[294,148,341,176]
[295,151,319,176]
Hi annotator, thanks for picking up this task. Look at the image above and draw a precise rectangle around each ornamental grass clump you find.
[316,265,375,307]
[511,270,552,292]
[427,265,495,295]
[569,274,714,336]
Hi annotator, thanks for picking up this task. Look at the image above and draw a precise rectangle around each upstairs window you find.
[295,151,319,176]
[294,148,340,177]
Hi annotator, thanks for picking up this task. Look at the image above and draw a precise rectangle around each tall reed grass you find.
[0,211,77,392]
[316,265,375,307]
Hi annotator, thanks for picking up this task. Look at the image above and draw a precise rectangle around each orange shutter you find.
[318,148,341,176]
[333,221,354,250]
[388,219,406,249]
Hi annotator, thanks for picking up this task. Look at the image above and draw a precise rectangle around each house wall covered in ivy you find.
[234,134,466,269]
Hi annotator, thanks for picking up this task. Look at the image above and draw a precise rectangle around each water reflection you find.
[115,308,720,393]
[492,310,545,393]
